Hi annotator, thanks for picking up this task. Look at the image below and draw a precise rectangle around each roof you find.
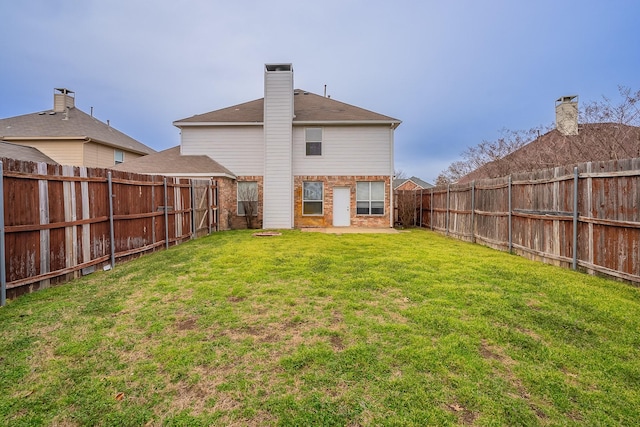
[0,140,58,164]
[459,123,640,183]
[111,146,235,178]
[174,89,401,126]
[393,176,434,190]
[0,107,155,155]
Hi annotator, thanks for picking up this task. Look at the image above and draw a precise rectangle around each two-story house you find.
[0,88,155,167]
[173,63,401,229]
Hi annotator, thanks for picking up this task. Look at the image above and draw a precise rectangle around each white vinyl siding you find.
[293,125,392,175]
[263,67,294,229]
[180,126,264,176]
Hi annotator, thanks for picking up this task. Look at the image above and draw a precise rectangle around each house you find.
[0,88,155,167]
[458,95,640,183]
[393,176,434,191]
[0,140,58,164]
[172,63,401,229]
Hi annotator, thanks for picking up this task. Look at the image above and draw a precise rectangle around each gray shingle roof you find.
[0,141,58,164]
[459,123,640,183]
[174,89,400,125]
[0,108,155,155]
[111,146,235,177]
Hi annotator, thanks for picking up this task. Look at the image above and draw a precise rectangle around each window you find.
[302,182,323,215]
[237,181,258,216]
[305,128,322,156]
[114,150,124,165]
[356,181,385,215]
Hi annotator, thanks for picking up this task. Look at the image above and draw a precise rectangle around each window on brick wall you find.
[237,181,258,216]
[356,181,385,215]
[303,181,323,215]
[305,128,322,156]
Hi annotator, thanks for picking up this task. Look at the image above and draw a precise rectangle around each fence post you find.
[0,161,6,306]
[573,166,579,270]
[107,172,116,268]
[208,179,213,234]
[446,184,450,236]
[471,181,476,243]
[419,188,423,227]
[508,175,513,253]
[214,180,219,231]
[430,188,433,231]
[190,180,196,239]
[164,178,169,249]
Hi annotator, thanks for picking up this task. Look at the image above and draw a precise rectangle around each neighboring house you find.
[0,140,58,164]
[173,63,401,229]
[0,88,155,167]
[393,176,434,191]
[459,95,640,183]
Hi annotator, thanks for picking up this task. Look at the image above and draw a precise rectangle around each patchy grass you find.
[1,229,639,426]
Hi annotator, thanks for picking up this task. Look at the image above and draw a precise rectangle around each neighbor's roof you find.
[174,89,401,126]
[111,146,235,178]
[393,176,434,190]
[0,108,155,155]
[459,123,640,183]
[0,140,58,164]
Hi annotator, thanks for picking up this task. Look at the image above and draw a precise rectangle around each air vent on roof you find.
[38,112,45,115]
[49,111,56,115]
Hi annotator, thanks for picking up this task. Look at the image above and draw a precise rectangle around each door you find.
[333,187,351,226]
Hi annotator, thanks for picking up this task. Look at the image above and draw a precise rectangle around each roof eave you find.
[173,121,264,128]
[293,120,402,128]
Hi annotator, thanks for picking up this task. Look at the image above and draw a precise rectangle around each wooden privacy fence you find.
[0,158,219,303]
[413,157,640,284]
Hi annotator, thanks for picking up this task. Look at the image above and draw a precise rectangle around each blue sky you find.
[1,0,638,183]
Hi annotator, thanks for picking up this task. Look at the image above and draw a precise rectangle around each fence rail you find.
[1,158,218,302]
[397,157,640,284]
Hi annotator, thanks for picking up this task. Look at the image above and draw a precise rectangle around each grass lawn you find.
[1,229,639,426]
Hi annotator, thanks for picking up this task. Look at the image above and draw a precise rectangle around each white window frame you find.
[114,150,124,165]
[302,181,323,215]
[356,181,385,215]
[305,127,322,156]
[237,181,258,216]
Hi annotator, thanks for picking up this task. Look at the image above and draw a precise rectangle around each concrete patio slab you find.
[300,227,399,234]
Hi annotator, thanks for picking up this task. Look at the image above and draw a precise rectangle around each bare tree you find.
[396,190,419,227]
[237,181,258,229]
[437,86,640,184]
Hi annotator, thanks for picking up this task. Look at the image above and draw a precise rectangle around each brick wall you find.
[293,175,391,228]
[217,176,264,230]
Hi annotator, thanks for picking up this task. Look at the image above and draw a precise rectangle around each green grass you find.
[1,229,639,426]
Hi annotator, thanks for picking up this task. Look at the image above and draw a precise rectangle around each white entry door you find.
[333,187,351,226]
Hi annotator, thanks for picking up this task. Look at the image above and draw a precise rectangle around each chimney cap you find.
[556,95,578,104]
[265,63,292,72]
[54,88,75,95]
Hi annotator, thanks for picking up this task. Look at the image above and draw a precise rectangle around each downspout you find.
[389,124,395,228]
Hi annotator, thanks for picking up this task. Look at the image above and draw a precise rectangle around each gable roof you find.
[0,140,58,164]
[0,107,155,155]
[174,89,401,126]
[111,146,235,178]
[459,123,640,183]
[393,176,434,190]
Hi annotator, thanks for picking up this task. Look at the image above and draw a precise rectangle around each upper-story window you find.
[114,150,124,165]
[305,128,322,156]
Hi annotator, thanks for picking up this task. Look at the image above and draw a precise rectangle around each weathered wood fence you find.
[405,157,640,284]
[0,158,219,303]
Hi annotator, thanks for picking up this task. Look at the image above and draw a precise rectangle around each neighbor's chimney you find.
[555,95,578,136]
[54,88,75,113]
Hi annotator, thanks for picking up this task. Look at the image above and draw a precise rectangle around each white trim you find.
[173,121,263,127]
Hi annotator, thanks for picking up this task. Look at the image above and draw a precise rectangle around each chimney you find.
[54,88,75,113]
[263,63,294,229]
[555,95,578,136]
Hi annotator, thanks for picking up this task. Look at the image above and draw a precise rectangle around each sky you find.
[1,0,639,184]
